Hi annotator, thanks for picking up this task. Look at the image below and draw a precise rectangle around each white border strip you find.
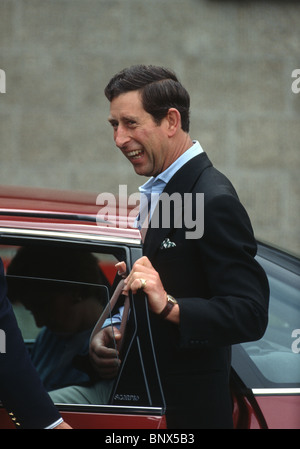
[252,388,300,395]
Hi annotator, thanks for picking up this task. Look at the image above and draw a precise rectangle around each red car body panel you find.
[60,412,167,429]
[0,185,140,239]
[0,409,167,429]
[255,395,300,429]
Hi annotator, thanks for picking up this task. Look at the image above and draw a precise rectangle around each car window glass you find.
[241,259,300,386]
[9,277,109,391]
[1,244,118,396]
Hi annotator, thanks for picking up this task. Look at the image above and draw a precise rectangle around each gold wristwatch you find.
[159,294,177,319]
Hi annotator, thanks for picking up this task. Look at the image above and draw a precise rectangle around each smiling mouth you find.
[127,150,144,160]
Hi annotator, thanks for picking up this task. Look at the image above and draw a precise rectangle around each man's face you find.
[108,90,170,177]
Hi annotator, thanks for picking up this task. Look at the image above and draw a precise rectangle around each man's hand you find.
[119,257,167,315]
[117,257,179,324]
[89,326,122,379]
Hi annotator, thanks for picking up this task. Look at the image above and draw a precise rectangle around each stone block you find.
[235,116,300,169]
[186,58,285,115]
[0,0,15,51]
[236,2,300,59]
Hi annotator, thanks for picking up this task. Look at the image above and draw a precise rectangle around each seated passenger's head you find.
[7,246,108,334]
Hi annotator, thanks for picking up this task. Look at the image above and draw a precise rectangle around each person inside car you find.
[7,246,108,392]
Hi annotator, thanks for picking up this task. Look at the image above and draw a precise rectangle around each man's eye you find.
[110,122,118,130]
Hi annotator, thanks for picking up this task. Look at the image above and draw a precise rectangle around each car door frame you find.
[0,228,167,429]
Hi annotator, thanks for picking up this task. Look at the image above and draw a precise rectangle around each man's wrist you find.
[159,294,178,319]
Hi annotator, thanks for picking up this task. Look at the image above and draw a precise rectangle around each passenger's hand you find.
[115,261,127,278]
[89,326,121,379]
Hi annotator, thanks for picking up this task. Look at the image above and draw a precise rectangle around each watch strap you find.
[159,294,177,319]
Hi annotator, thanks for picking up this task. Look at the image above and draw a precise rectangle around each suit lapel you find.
[143,152,212,259]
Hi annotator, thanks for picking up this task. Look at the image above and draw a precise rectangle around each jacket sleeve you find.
[0,258,62,428]
[178,194,270,348]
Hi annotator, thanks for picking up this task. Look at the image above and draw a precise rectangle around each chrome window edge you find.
[0,227,141,245]
[0,400,165,415]
[252,388,300,395]
[55,403,165,415]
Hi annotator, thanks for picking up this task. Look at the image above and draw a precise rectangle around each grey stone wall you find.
[0,0,299,255]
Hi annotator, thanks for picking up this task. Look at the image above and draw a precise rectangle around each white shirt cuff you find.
[44,417,64,429]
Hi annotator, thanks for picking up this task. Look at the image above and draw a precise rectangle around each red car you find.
[0,185,299,429]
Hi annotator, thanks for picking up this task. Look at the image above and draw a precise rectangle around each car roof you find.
[0,185,141,244]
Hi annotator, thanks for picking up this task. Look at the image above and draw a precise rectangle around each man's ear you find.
[165,108,181,137]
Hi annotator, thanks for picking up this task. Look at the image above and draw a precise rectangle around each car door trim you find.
[55,403,165,415]
[252,388,300,395]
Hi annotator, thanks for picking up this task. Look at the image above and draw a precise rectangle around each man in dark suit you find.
[0,258,71,428]
[90,65,269,428]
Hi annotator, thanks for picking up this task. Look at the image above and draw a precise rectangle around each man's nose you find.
[114,125,130,149]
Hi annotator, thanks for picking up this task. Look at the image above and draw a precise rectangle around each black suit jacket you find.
[143,153,269,428]
[0,258,61,428]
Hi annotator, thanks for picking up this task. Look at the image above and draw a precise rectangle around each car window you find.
[239,255,300,387]
[2,245,116,338]
[0,241,165,412]
[2,244,115,392]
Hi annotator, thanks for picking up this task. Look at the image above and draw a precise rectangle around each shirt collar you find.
[139,140,203,196]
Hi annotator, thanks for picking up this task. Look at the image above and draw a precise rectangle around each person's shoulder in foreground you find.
[0,258,71,429]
